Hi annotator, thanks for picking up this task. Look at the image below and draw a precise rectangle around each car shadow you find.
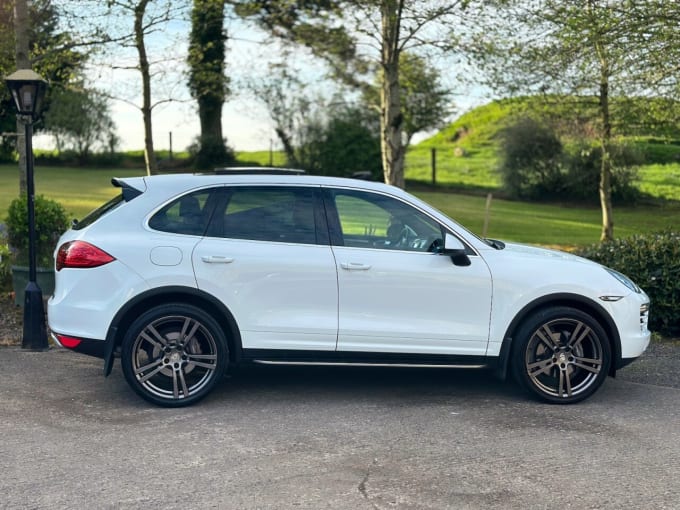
[208,363,526,406]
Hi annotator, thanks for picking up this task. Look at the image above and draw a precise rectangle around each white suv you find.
[48,170,651,407]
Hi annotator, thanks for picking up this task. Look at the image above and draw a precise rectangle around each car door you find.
[325,188,493,356]
[192,185,338,351]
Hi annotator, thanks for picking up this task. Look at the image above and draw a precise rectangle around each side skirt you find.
[240,349,497,370]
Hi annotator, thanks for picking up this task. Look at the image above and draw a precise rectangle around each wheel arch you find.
[104,286,242,375]
[495,293,621,380]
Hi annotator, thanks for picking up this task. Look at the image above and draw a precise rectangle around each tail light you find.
[55,334,82,349]
[56,241,115,271]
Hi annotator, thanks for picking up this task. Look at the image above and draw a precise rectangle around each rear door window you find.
[211,187,319,245]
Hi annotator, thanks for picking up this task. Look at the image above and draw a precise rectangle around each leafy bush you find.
[498,116,643,203]
[5,195,70,268]
[564,143,642,204]
[0,224,11,291]
[577,230,680,336]
[295,106,382,179]
[497,117,565,200]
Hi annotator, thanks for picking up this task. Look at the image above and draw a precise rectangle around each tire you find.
[121,303,228,407]
[511,306,611,404]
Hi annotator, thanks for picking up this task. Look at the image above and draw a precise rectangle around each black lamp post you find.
[5,69,49,351]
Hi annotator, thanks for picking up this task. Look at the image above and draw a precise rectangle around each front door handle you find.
[201,255,234,264]
[340,262,372,271]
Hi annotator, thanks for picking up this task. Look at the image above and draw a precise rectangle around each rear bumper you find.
[51,333,108,359]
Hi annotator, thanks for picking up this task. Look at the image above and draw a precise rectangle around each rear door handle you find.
[340,262,372,271]
[201,255,234,264]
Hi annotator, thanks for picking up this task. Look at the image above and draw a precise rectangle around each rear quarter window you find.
[148,190,216,236]
[72,194,124,231]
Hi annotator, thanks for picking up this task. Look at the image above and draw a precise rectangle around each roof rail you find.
[213,167,305,175]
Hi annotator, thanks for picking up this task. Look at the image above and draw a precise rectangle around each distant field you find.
[405,146,680,201]
[2,162,679,248]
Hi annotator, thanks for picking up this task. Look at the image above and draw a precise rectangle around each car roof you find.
[115,171,403,197]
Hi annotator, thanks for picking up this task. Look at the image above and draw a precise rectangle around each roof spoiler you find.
[112,178,144,201]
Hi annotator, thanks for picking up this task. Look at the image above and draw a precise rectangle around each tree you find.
[232,0,471,188]
[1,0,87,189]
[44,86,117,162]
[247,59,315,167]
[187,0,234,169]
[363,51,452,150]
[478,0,665,241]
[100,0,185,175]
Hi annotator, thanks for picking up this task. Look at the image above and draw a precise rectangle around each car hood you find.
[498,241,595,265]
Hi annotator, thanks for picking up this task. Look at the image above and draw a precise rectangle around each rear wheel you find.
[121,304,228,407]
[512,307,611,404]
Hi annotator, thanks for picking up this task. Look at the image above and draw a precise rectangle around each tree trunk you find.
[598,87,614,242]
[380,0,405,189]
[198,94,226,163]
[13,0,31,194]
[134,0,158,176]
[274,127,297,166]
[595,27,614,241]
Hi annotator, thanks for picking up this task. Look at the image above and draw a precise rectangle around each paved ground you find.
[2,347,680,509]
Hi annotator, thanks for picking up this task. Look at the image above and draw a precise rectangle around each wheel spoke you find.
[180,318,200,343]
[573,355,602,365]
[178,368,190,397]
[135,357,163,375]
[188,360,217,370]
[563,369,572,397]
[172,370,179,399]
[186,353,217,361]
[138,364,165,383]
[568,321,591,349]
[572,361,601,374]
[527,358,554,378]
[536,325,559,350]
[140,324,167,349]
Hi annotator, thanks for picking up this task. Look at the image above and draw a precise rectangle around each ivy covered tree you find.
[188,0,234,170]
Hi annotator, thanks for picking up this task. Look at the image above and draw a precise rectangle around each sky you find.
[34,5,492,154]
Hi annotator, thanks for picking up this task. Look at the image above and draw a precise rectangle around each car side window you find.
[331,190,443,252]
[216,187,317,244]
[148,190,214,236]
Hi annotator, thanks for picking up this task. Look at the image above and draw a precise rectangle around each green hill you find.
[405,96,680,197]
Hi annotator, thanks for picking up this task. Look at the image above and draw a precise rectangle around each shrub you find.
[5,195,70,268]
[295,106,382,179]
[0,224,11,291]
[576,230,680,336]
[564,143,642,204]
[497,117,565,200]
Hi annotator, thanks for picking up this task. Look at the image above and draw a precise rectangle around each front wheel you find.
[512,307,611,404]
[121,304,228,407]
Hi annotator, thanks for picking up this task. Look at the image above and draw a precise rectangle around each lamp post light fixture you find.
[5,69,49,351]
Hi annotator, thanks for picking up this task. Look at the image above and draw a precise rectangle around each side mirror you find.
[442,233,471,267]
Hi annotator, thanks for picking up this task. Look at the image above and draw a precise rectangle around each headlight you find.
[604,267,641,293]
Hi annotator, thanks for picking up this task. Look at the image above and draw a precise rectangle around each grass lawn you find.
[1,162,679,249]
[0,165,146,220]
[413,190,680,248]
